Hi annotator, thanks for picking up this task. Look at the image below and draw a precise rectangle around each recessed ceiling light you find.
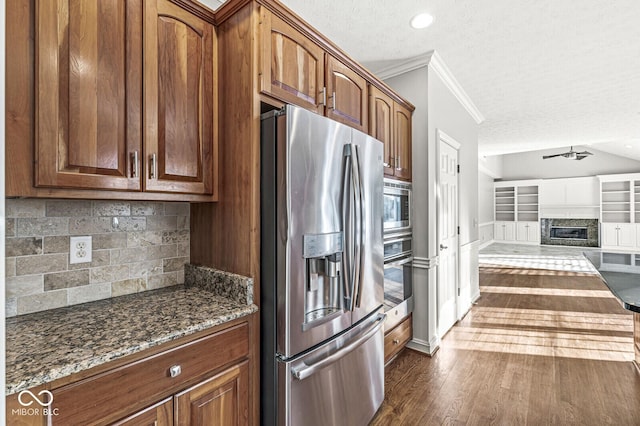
[410,13,434,29]
[625,144,633,149]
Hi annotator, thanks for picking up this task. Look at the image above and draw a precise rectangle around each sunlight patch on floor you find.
[479,253,597,273]
[446,324,635,362]
[448,302,635,362]
[479,285,615,298]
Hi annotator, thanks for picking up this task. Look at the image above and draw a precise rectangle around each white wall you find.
[478,171,495,247]
[385,61,479,354]
[499,146,640,180]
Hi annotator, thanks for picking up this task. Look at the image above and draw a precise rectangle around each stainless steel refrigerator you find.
[260,104,386,426]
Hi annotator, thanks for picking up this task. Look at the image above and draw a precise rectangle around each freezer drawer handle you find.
[291,313,386,381]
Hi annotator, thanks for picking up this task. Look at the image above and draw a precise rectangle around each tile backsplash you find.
[5,199,190,317]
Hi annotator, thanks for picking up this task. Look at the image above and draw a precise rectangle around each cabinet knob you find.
[169,365,182,378]
[393,339,400,344]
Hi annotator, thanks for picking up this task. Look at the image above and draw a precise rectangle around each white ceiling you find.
[275,0,640,161]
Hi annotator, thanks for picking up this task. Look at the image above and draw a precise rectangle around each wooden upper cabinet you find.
[393,102,412,180]
[144,0,217,195]
[259,11,324,114]
[174,361,249,426]
[325,55,368,132]
[369,86,394,177]
[369,85,413,181]
[36,0,143,191]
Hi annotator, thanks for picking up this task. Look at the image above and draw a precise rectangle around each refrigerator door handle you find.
[342,145,353,307]
[352,145,364,308]
[291,313,386,380]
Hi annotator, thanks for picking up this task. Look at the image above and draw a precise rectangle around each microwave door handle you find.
[291,313,386,380]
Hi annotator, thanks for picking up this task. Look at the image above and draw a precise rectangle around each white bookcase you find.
[494,180,540,244]
[598,173,640,250]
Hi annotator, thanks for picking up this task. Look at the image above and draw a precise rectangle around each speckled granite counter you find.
[6,265,257,395]
[583,251,640,313]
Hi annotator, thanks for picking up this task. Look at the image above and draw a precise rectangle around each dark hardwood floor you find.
[371,265,640,425]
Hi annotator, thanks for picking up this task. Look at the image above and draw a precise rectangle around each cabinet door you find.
[112,398,173,426]
[36,0,142,191]
[601,223,619,247]
[504,222,516,241]
[175,361,249,426]
[516,222,529,242]
[393,102,412,181]
[259,11,325,114]
[369,86,394,177]
[325,55,368,132]
[527,222,540,242]
[494,222,504,240]
[618,223,636,248]
[144,0,216,195]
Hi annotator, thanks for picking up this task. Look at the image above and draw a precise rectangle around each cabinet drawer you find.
[51,323,249,425]
[384,314,412,364]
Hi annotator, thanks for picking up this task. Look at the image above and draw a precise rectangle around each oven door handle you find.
[385,256,413,267]
[291,313,386,380]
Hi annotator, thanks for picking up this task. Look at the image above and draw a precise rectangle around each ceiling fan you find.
[542,146,593,160]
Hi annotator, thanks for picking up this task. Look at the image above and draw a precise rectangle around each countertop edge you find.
[6,301,258,395]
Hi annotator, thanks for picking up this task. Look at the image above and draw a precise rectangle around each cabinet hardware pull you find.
[150,153,157,179]
[331,91,336,110]
[393,339,400,344]
[169,365,182,378]
[130,151,139,178]
[383,162,390,168]
[396,155,401,170]
[320,87,326,106]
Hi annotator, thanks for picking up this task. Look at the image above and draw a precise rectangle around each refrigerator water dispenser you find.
[303,232,344,328]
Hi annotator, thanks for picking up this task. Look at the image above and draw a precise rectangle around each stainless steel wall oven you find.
[383,179,413,331]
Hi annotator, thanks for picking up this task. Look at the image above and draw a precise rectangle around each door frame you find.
[435,129,461,336]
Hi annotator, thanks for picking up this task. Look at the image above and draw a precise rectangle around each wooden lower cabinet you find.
[113,398,173,426]
[175,361,249,425]
[384,314,412,364]
[5,321,251,426]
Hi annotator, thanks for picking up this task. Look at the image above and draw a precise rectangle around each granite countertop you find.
[6,265,258,395]
[583,251,640,313]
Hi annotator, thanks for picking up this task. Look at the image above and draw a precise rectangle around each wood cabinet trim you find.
[168,0,217,24]
[384,314,413,364]
[248,0,414,111]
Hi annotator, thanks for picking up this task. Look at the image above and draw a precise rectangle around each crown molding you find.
[374,51,485,125]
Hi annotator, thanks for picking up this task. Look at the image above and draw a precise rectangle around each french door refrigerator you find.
[261,104,386,426]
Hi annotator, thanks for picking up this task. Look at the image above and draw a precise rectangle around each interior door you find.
[437,131,459,338]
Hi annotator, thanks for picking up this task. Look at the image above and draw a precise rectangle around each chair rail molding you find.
[413,255,439,270]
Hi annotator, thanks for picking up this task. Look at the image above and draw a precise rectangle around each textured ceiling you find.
[279,0,640,159]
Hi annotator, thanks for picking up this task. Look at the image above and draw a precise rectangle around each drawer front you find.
[51,322,249,425]
[384,314,412,364]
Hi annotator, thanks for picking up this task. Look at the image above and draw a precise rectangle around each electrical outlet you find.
[70,236,92,264]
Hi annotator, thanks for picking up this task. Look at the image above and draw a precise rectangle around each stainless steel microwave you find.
[383,179,411,234]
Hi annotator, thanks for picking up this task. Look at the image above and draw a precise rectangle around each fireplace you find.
[550,226,588,240]
[541,219,599,247]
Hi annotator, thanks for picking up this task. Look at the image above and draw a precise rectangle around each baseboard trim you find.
[471,289,481,303]
[407,336,440,356]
